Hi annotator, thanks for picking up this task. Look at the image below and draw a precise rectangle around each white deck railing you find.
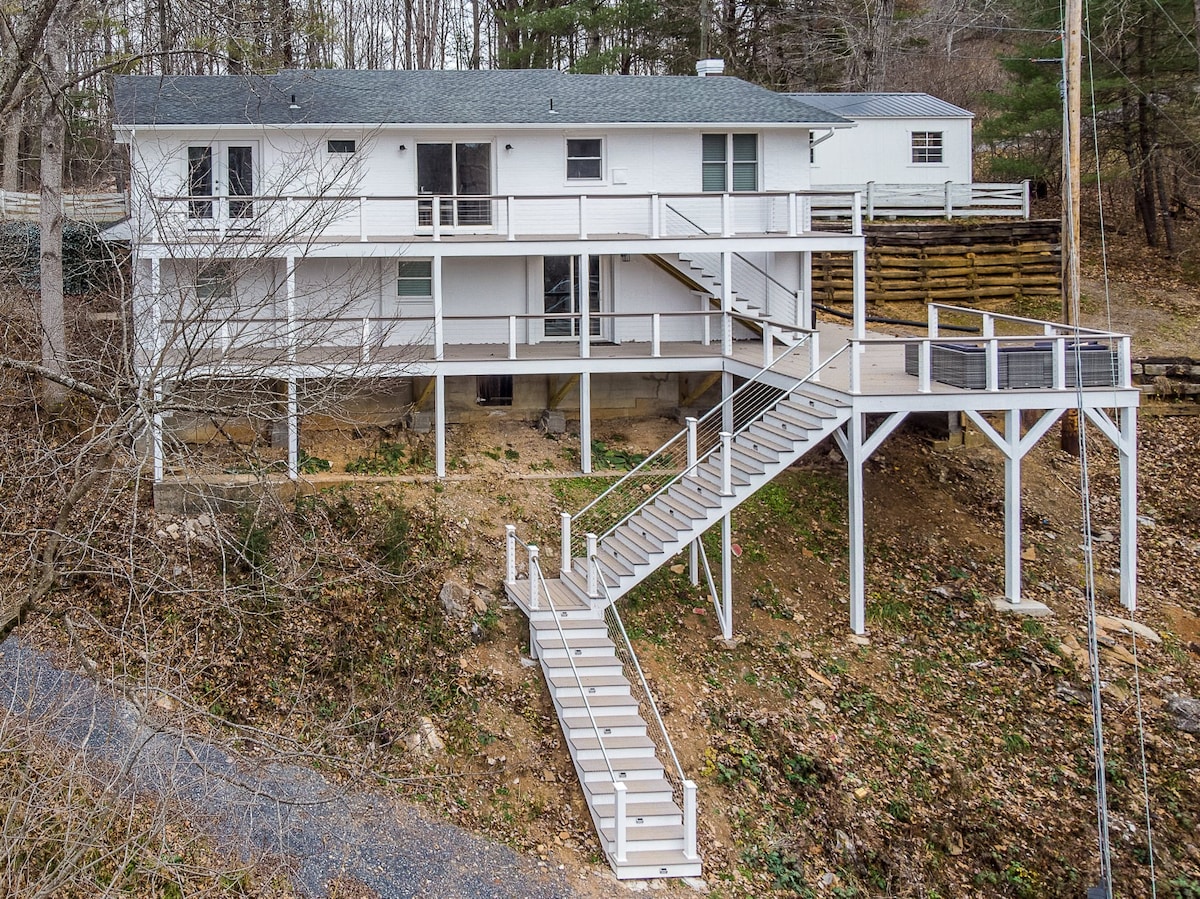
[156,309,803,368]
[145,190,862,242]
[845,304,1131,393]
[811,181,1030,220]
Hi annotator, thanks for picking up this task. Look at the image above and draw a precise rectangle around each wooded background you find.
[2,0,1199,251]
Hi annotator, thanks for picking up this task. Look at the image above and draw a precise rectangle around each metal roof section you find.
[115,70,851,127]
[786,92,974,119]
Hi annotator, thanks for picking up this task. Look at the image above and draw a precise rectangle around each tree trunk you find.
[1153,146,1177,256]
[39,14,69,409]
[1,104,22,191]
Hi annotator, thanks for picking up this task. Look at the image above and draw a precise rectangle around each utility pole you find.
[1060,0,1082,454]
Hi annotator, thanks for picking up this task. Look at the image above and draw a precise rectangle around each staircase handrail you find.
[596,342,850,546]
[595,560,685,785]
[662,202,799,300]
[570,333,814,545]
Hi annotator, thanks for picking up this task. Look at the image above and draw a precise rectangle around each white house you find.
[795,92,974,185]
[113,67,1138,883]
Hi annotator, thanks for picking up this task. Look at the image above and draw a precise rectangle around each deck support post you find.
[799,250,812,329]
[721,252,733,356]
[434,374,446,477]
[286,376,299,481]
[151,384,164,484]
[285,255,296,363]
[686,417,699,586]
[1003,408,1022,603]
[432,254,444,361]
[1083,405,1139,611]
[1118,405,1138,610]
[843,412,866,634]
[965,407,1065,607]
[720,513,733,641]
[852,246,866,342]
[578,253,591,359]
[580,371,592,474]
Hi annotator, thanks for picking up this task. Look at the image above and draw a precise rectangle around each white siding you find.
[809,117,972,185]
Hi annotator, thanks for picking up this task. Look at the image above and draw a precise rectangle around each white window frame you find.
[397,258,433,298]
[327,138,357,154]
[566,137,605,182]
[911,131,945,165]
[183,140,258,221]
[702,133,759,192]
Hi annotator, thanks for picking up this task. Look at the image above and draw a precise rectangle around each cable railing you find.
[662,203,804,325]
[596,559,698,862]
[568,336,843,560]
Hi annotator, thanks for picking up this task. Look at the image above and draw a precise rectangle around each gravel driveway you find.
[0,636,581,898]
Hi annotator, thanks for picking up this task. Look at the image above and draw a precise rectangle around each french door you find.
[187,142,256,221]
[544,255,602,340]
[417,142,492,227]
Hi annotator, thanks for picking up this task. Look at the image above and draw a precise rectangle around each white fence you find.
[0,190,128,223]
[812,181,1030,220]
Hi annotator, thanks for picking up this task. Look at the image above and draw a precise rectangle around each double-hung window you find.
[566,139,603,180]
[911,131,944,164]
[702,133,758,192]
[397,259,433,297]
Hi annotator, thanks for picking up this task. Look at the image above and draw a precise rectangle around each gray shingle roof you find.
[115,70,850,127]
[787,92,973,119]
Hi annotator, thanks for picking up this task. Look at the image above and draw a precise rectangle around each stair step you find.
[549,674,632,698]
[731,444,776,467]
[532,616,607,638]
[654,493,705,524]
[737,427,791,454]
[611,851,702,880]
[570,734,657,760]
[665,484,719,513]
[541,655,625,677]
[753,418,813,444]
[626,512,675,545]
[565,714,648,739]
[606,528,662,559]
[601,823,686,846]
[577,755,666,782]
[770,403,830,429]
[536,636,618,658]
[584,778,675,807]
[642,503,693,536]
[782,394,839,419]
[695,461,752,490]
[558,696,640,720]
[526,604,598,623]
[602,537,650,569]
[593,800,683,828]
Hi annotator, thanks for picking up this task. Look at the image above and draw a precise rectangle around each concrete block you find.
[540,409,566,434]
[989,595,1053,617]
[407,411,432,434]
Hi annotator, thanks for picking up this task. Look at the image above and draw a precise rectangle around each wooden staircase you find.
[505,350,851,881]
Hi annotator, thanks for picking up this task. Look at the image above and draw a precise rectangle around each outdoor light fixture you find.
[399,144,407,151]
[505,143,514,151]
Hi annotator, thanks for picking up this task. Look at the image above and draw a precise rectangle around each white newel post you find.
[720,431,733,496]
[505,525,517,583]
[684,780,698,860]
[586,533,599,598]
[809,330,821,381]
[918,341,931,393]
[614,782,628,863]
[286,376,299,480]
[527,544,540,609]
[687,416,699,585]
[560,512,571,576]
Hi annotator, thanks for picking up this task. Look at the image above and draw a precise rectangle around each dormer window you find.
[327,139,356,154]
[566,139,603,180]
